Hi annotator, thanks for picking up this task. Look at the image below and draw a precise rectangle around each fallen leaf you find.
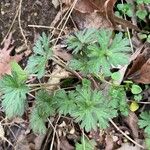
[134,59,150,84]
[53,45,72,61]
[64,0,140,31]
[48,65,70,90]
[0,123,4,138]
[60,137,74,150]
[52,0,60,8]
[72,11,112,29]
[117,143,140,150]
[34,135,45,150]
[126,47,150,84]
[105,134,114,150]
[129,101,139,112]
[15,133,30,150]
[0,33,23,77]
[124,111,139,139]
[62,0,99,13]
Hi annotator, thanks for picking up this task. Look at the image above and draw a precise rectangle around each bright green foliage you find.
[26,32,53,78]
[145,137,150,150]
[117,3,133,17]
[138,111,150,135]
[0,64,29,118]
[117,1,149,21]
[136,0,150,4]
[111,71,121,83]
[55,79,117,132]
[68,29,131,76]
[54,90,76,115]
[75,137,96,150]
[30,90,55,134]
[131,84,142,94]
[11,61,28,83]
[108,85,129,116]
[69,57,94,74]
[134,94,142,102]
[66,29,96,54]
[136,10,147,20]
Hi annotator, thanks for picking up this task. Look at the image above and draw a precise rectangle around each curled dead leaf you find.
[126,47,150,84]
[0,33,23,77]
[63,0,140,31]
[124,111,139,139]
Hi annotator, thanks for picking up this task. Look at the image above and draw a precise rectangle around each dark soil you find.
[0,0,58,47]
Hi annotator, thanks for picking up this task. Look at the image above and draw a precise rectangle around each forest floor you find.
[0,0,150,150]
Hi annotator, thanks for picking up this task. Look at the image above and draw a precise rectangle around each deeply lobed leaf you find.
[67,29,131,76]
[26,32,53,78]
[0,69,29,118]
[30,90,55,134]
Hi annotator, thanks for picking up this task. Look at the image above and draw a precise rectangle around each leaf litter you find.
[0,0,150,149]
[0,32,23,77]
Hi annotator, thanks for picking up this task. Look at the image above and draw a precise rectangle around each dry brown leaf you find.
[126,48,150,84]
[0,123,4,138]
[105,134,114,150]
[72,11,112,29]
[117,143,140,150]
[124,111,139,139]
[60,137,74,150]
[53,45,72,61]
[64,0,140,30]
[134,58,150,84]
[47,65,70,90]
[0,33,23,77]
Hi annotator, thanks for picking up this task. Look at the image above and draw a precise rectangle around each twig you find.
[54,0,79,45]
[28,25,63,31]
[121,0,134,53]
[1,6,19,45]
[48,116,60,150]
[18,0,28,49]
[109,119,144,149]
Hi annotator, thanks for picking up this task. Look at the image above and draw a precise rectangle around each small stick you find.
[109,119,144,149]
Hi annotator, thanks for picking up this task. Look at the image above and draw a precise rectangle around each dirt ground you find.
[0,0,58,47]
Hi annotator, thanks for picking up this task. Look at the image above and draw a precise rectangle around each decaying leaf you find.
[48,65,70,90]
[53,45,72,61]
[124,111,139,139]
[0,33,23,77]
[117,143,140,150]
[63,0,140,30]
[105,134,114,150]
[0,123,4,138]
[126,47,150,84]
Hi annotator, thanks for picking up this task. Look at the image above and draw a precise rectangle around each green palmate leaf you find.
[117,4,133,17]
[30,90,55,134]
[30,108,47,134]
[66,28,96,54]
[138,111,150,135]
[75,137,96,150]
[87,30,130,75]
[26,32,53,78]
[69,58,91,74]
[56,79,117,132]
[68,29,131,76]
[0,72,29,118]
[108,85,129,116]
[97,29,112,50]
[136,10,147,20]
[54,89,76,115]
